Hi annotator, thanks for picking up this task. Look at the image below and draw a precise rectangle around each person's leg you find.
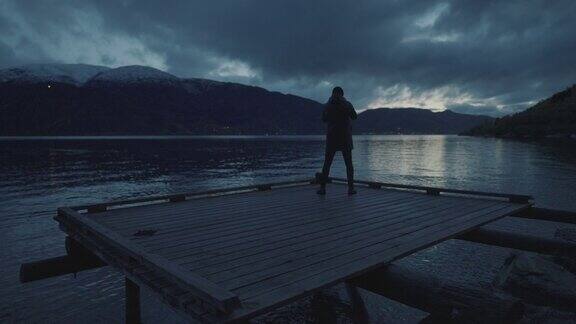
[342,149,356,194]
[318,149,336,194]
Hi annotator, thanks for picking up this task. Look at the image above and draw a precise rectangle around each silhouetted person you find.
[318,86,357,195]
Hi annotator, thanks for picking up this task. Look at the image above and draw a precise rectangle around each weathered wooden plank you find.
[135,189,409,249]
[95,184,315,226]
[226,204,527,322]
[114,186,390,239]
[207,198,490,281]
[56,207,240,314]
[99,188,379,241]
[233,202,518,298]
[155,190,500,260]
[161,195,504,261]
[70,179,314,211]
[113,185,504,240]
[181,196,454,272]
[177,195,448,274]
[97,183,318,224]
[155,192,433,260]
[217,200,497,291]
[135,189,412,249]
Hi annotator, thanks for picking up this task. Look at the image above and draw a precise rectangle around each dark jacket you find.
[322,95,357,151]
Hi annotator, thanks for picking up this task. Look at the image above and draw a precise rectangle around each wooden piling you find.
[19,255,105,283]
[512,207,576,225]
[20,237,106,283]
[345,282,370,323]
[458,227,576,256]
[126,277,142,324]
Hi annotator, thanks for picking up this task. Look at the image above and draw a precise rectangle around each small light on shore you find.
[47,85,51,89]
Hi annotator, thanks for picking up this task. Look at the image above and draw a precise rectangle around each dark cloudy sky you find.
[1,0,576,115]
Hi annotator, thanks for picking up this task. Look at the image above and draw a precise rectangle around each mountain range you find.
[355,108,492,134]
[0,64,492,136]
[464,85,576,138]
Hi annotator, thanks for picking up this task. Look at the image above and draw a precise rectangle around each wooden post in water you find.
[125,277,142,324]
[345,282,370,323]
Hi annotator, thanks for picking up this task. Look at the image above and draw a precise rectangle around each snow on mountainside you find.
[0,63,109,85]
[0,64,179,86]
[87,65,179,85]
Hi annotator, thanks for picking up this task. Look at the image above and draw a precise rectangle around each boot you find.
[348,186,357,195]
[316,172,327,195]
[347,179,357,195]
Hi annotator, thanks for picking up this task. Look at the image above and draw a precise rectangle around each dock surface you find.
[55,181,529,322]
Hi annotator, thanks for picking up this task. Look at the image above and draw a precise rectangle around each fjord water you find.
[1,135,576,323]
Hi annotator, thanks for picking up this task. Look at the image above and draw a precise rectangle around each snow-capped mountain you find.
[0,64,179,86]
[0,62,492,136]
[0,64,324,135]
[87,65,180,86]
[0,63,109,85]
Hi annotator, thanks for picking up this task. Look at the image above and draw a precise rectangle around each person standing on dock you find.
[318,86,358,195]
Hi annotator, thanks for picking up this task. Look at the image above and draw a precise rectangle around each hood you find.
[328,95,347,104]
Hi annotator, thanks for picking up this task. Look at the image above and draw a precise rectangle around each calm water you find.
[1,135,576,323]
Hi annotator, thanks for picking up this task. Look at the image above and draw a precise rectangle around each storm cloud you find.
[1,0,576,115]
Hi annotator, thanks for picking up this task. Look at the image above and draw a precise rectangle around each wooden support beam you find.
[20,237,106,283]
[457,227,576,256]
[349,264,525,323]
[511,207,576,225]
[125,277,142,324]
[19,255,106,283]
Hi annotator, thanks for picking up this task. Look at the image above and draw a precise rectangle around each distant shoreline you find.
[461,133,576,141]
[0,134,457,140]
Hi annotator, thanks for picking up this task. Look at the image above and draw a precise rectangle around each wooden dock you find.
[46,177,533,323]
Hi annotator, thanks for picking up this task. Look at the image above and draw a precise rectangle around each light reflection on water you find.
[1,135,576,323]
